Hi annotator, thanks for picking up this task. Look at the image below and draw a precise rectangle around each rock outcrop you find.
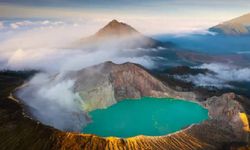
[203,93,248,141]
[67,62,197,111]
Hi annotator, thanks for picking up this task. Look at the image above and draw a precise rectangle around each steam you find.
[17,73,88,131]
[0,18,158,131]
[176,63,250,88]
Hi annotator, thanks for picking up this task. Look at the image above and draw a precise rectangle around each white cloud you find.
[176,63,250,88]
[42,20,50,25]
[0,19,157,72]
[10,23,19,29]
[17,73,88,131]
[0,22,4,29]
[197,63,250,82]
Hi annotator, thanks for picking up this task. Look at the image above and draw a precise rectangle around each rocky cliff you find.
[67,62,197,111]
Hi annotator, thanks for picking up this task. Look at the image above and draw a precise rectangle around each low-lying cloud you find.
[176,63,250,88]
[197,63,250,82]
[0,19,157,72]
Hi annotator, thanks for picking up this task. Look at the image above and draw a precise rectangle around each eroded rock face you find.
[67,62,197,111]
[203,93,248,141]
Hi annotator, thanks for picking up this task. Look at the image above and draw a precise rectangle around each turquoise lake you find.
[82,97,209,138]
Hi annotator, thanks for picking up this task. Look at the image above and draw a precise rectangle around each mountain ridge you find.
[209,13,250,35]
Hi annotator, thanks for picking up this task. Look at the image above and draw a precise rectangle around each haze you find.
[1,0,250,34]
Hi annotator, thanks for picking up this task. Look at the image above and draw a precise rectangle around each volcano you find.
[94,19,141,38]
[76,20,171,49]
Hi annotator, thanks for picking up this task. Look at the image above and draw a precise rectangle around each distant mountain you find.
[76,19,172,49]
[94,19,140,38]
[209,13,250,35]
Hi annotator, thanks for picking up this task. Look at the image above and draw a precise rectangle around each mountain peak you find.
[109,19,119,25]
[95,19,139,37]
[77,20,166,49]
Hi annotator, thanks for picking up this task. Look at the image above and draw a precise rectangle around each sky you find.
[0,0,250,34]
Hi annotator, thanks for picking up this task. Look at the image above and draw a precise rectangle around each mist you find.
[17,73,89,131]
[2,18,249,132]
[0,19,158,72]
[176,63,250,88]
[0,18,159,132]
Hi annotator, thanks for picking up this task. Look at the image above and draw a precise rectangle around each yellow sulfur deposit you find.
[239,113,249,132]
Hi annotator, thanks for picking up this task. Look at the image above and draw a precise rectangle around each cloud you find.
[7,20,68,30]
[10,20,33,29]
[197,63,250,82]
[0,22,4,29]
[0,18,159,132]
[176,73,232,89]
[237,51,250,54]
[113,56,156,68]
[176,63,250,88]
[0,19,157,72]
[17,73,88,131]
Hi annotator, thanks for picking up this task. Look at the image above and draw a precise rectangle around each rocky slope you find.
[66,62,197,111]
[210,13,250,35]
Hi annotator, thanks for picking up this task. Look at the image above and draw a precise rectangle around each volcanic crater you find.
[0,20,249,150]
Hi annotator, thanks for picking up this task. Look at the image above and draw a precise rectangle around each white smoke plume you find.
[17,73,88,131]
[0,18,157,131]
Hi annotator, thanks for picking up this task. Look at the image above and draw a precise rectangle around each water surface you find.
[83,97,208,138]
[154,34,250,55]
